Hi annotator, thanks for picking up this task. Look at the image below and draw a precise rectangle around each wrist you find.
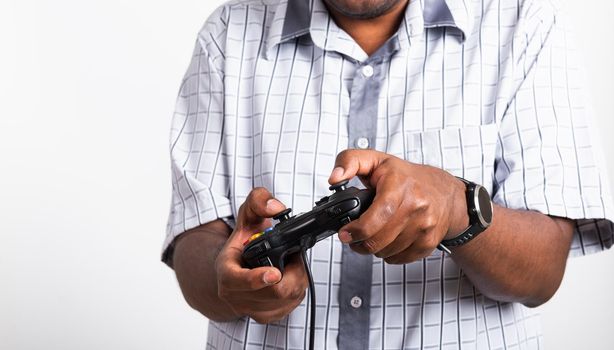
[445,176,470,240]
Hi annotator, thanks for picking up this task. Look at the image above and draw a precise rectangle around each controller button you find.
[243,232,264,246]
[264,227,274,233]
[340,216,351,225]
[325,199,359,217]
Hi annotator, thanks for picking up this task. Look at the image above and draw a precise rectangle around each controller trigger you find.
[329,179,349,193]
[315,196,329,206]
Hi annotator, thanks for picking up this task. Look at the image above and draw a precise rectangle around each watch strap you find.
[438,177,492,251]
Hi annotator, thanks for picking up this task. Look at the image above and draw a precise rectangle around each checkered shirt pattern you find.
[164,0,614,349]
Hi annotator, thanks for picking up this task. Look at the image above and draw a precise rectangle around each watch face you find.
[476,186,493,226]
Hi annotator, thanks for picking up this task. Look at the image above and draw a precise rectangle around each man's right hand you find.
[214,188,309,324]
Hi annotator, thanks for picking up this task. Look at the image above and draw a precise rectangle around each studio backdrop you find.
[0,0,612,349]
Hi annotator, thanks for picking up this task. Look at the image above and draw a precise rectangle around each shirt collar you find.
[423,0,472,38]
[264,0,472,59]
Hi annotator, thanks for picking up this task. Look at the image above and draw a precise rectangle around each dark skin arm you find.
[173,150,571,323]
[329,150,574,307]
[451,205,574,306]
[172,188,309,323]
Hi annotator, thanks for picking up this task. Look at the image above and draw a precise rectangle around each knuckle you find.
[361,238,381,254]
[413,196,430,212]
[418,214,438,232]
[250,186,268,197]
[336,149,353,163]
[400,194,419,212]
[246,187,270,208]
[378,199,397,221]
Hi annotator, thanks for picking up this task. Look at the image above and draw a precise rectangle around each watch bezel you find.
[473,184,493,228]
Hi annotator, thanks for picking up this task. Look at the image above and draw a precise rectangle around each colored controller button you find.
[243,227,274,246]
[243,232,264,246]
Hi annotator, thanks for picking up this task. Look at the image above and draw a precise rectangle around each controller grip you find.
[243,247,291,273]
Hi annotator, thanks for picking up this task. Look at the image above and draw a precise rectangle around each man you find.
[163,0,614,348]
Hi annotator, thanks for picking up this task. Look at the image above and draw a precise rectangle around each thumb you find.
[229,188,286,247]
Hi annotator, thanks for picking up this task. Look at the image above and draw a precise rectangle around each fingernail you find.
[263,270,280,285]
[338,230,352,243]
[266,198,282,211]
[330,167,345,181]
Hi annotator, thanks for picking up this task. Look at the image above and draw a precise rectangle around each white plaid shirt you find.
[163,0,614,348]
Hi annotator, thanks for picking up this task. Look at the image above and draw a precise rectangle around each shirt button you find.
[361,65,374,78]
[350,296,363,309]
[355,137,369,149]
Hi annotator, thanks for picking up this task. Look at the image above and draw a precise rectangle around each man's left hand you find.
[328,149,470,264]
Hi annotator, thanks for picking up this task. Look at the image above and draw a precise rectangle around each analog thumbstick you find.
[273,208,292,222]
[329,179,349,193]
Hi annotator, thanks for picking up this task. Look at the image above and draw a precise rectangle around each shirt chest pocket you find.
[404,124,499,192]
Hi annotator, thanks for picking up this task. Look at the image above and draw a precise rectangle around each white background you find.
[0,0,612,349]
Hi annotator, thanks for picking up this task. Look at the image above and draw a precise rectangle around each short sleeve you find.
[491,1,614,257]
[162,13,232,266]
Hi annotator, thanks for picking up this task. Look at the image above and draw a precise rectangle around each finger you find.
[239,187,286,228]
[364,209,434,258]
[216,249,282,292]
[350,207,414,257]
[368,226,417,258]
[228,189,286,248]
[228,292,304,312]
[252,254,308,301]
[337,182,403,245]
[276,254,309,296]
[328,149,390,185]
[249,296,305,324]
[383,240,437,265]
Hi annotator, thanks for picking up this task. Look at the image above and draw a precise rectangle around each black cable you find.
[301,250,316,350]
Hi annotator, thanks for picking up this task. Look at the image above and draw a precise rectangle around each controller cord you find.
[301,250,316,350]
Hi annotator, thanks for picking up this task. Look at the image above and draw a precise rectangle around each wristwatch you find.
[438,177,493,253]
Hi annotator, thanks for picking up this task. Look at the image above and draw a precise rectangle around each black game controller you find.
[241,180,374,272]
